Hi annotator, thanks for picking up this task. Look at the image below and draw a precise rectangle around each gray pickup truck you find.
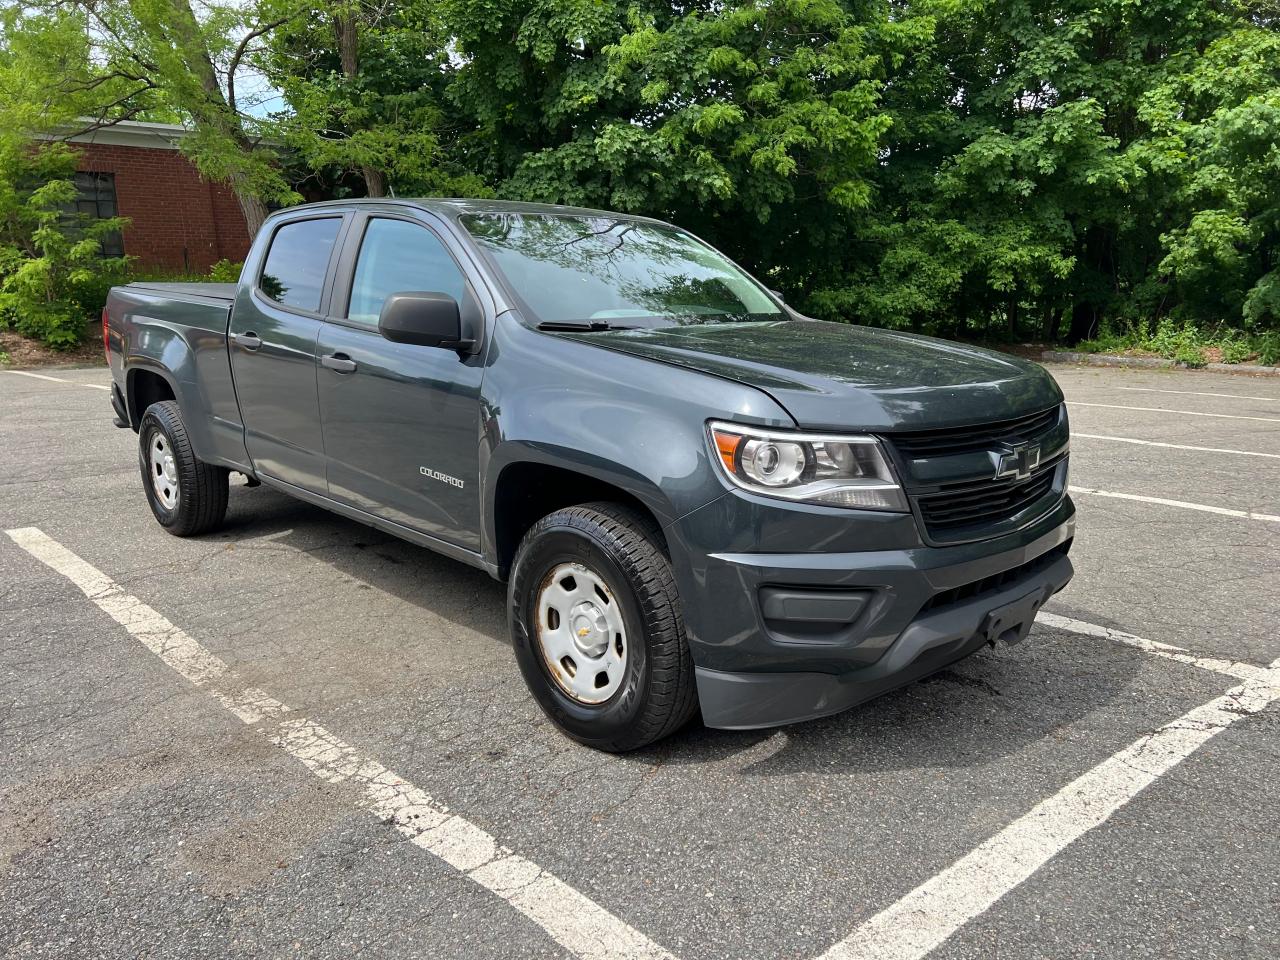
[104,198,1074,751]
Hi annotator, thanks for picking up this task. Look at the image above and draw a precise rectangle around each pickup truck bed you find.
[106,282,244,471]
[127,282,238,302]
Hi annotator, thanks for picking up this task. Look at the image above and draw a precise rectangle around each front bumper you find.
[667,490,1075,729]
[695,549,1072,729]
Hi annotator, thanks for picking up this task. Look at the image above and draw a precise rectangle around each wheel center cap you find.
[569,601,609,657]
[162,456,177,484]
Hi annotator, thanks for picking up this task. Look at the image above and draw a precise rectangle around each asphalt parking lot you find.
[2,361,1277,960]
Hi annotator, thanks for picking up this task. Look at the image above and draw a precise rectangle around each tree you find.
[440,0,931,310]
[4,0,302,236]
[1143,25,1280,330]
[4,0,1278,342]
[261,0,485,199]
[836,0,1275,342]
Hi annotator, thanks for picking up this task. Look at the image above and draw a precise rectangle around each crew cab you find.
[104,199,1075,751]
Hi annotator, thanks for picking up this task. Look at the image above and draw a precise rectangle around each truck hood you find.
[563,320,1062,431]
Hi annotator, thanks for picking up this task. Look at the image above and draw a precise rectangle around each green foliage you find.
[3,0,1279,348]
[1,0,300,235]
[207,259,243,283]
[420,0,1280,344]
[1072,316,1280,367]
[97,0,301,228]
[1173,340,1207,368]
[1075,322,1144,356]
[1145,318,1200,362]
[1220,338,1254,365]
[259,0,485,197]
[0,142,130,348]
[1256,332,1280,367]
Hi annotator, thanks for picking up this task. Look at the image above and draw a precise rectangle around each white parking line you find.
[818,656,1280,960]
[1072,433,1280,460]
[1068,401,1280,423]
[1116,386,1280,404]
[1068,486,1280,524]
[4,526,675,960]
[275,718,673,960]
[2,369,110,390]
[1036,612,1269,683]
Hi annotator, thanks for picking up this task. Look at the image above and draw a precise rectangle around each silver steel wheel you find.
[535,561,628,705]
[149,432,179,510]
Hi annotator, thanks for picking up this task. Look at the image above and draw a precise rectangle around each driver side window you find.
[347,218,467,326]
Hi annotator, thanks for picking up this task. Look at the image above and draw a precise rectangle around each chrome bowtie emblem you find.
[995,442,1041,481]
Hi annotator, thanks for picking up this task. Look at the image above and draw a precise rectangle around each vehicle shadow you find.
[217,485,1143,776]
[646,636,1147,775]
[218,484,508,634]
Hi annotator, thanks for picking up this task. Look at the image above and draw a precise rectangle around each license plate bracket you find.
[979,588,1046,646]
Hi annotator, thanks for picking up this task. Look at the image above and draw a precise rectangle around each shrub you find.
[1258,332,1280,366]
[1220,339,1253,364]
[1075,319,1145,355]
[0,142,130,348]
[207,259,243,283]
[1173,340,1207,367]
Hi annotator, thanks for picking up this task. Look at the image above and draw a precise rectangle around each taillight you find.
[102,307,110,358]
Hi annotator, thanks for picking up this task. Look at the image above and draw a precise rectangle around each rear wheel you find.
[509,502,698,752]
[138,401,229,536]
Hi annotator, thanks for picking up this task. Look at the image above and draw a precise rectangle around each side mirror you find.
[769,288,786,304]
[378,291,472,350]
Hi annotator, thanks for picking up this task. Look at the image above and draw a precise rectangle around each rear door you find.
[316,212,486,549]
[229,212,348,493]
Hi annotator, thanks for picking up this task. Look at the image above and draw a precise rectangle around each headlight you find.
[708,421,908,511]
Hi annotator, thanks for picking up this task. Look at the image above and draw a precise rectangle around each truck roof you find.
[268,197,668,224]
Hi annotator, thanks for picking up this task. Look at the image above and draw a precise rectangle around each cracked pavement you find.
[1,362,1277,959]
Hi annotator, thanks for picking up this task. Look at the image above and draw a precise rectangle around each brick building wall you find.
[73,140,251,272]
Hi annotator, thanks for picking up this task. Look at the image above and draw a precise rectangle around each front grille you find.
[919,540,1072,615]
[916,459,1061,536]
[891,406,1060,458]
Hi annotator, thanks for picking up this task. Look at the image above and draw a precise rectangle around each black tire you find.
[509,502,698,752]
[138,400,229,536]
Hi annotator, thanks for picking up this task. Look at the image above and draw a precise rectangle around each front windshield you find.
[459,213,783,328]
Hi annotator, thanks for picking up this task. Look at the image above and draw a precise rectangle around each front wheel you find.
[138,401,229,536]
[509,502,698,752]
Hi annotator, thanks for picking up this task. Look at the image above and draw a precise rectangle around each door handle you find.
[235,332,262,351]
[321,353,358,374]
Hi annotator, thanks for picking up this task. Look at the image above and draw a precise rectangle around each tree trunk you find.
[236,192,269,239]
[360,165,387,198]
[1043,305,1063,342]
[168,0,273,237]
[1067,299,1097,344]
[333,11,387,197]
[1066,226,1111,343]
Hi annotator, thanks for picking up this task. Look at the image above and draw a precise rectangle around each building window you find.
[73,172,125,257]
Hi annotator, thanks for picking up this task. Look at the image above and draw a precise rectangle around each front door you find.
[229,214,346,493]
[316,214,484,549]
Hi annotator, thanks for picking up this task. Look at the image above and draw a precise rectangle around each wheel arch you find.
[486,454,673,580]
[125,364,179,429]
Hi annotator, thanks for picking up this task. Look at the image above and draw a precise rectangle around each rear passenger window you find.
[259,217,342,312]
[347,218,468,326]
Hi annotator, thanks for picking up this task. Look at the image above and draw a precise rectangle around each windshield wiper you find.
[536,321,634,332]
